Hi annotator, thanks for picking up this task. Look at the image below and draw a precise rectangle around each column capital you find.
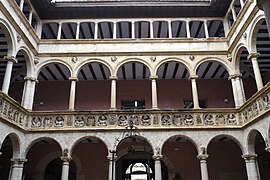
[4,56,18,63]
[109,76,118,80]
[107,155,117,161]
[150,75,158,80]
[189,75,199,80]
[248,53,260,60]
[11,158,28,164]
[69,77,79,82]
[228,73,242,80]
[24,76,39,83]
[60,156,72,162]
[265,147,270,152]
[197,154,209,160]
[242,154,258,160]
[152,155,163,161]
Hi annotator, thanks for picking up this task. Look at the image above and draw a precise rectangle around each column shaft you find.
[28,10,33,24]
[204,20,209,38]
[131,21,135,39]
[113,22,117,39]
[108,155,116,180]
[190,76,200,109]
[19,0,25,11]
[261,0,270,38]
[150,76,158,109]
[198,155,209,180]
[186,20,191,38]
[57,23,62,40]
[235,76,246,104]
[110,77,117,110]
[248,54,263,90]
[9,158,27,180]
[153,157,162,180]
[168,21,172,38]
[230,77,239,107]
[2,57,17,94]
[61,161,70,180]
[150,21,154,38]
[243,155,260,180]
[68,78,78,111]
[94,22,98,39]
[76,22,80,39]
[22,77,37,110]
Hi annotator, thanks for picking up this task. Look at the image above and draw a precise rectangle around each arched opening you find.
[71,136,108,179]
[116,136,164,180]
[76,62,111,110]
[207,135,247,180]
[255,20,270,84]
[162,135,200,180]
[236,47,257,100]
[34,63,71,110]
[117,62,151,109]
[156,61,191,109]
[196,61,234,108]
[248,130,270,179]
[9,50,28,103]
[44,158,77,180]
[23,138,63,179]
[0,134,20,180]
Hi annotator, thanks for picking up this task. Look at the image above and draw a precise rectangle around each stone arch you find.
[70,136,109,156]
[247,129,267,154]
[1,133,21,158]
[0,18,16,56]
[115,58,153,77]
[206,134,245,154]
[15,46,34,77]
[75,58,113,78]
[23,137,62,158]
[233,43,250,74]
[194,57,232,76]
[161,134,199,154]
[248,14,265,53]
[34,151,83,180]
[154,58,192,77]
[36,59,72,78]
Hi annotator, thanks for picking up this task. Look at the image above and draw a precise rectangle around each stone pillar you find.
[113,22,117,39]
[150,76,158,109]
[19,0,25,11]
[76,22,80,39]
[36,21,43,38]
[108,154,117,180]
[2,56,17,94]
[204,20,209,38]
[94,22,98,39]
[186,20,191,38]
[110,76,117,110]
[131,21,135,39]
[28,10,33,24]
[239,0,244,7]
[68,77,78,111]
[197,154,209,180]
[153,155,162,180]
[61,156,72,180]
[9,158,27,180]
[248,53,263,91]
[223,19,230,36]
[242,154,260,180]
[229,74,246,108]
[189,75,200,109]
[57,22,62,40]
[22,77,38,110]
[168,20,172,38]
[150,21,154,38]
[231,6,237,21]
[258,0,270,38]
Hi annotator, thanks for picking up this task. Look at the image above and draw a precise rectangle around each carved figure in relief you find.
[98,115,107,126]
[184,114,194,125]
[86,116,96,126]
[161,115,171,125]
[141,115,151,126]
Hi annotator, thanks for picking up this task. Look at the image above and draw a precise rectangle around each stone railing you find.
[1,83,270,131]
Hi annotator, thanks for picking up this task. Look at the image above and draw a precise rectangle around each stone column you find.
[108,154,117,180]
[113,22,117,39]
[68,77,78,111]
[231,6,237,21]
[150,76,158,109]
[36,21,43,38]
[168,20,172,38]
[94,22,98,39]
[110,76,117,110]
[189,75,200,109]
[153,155,162,180]
[242,154,260,180]
[204,20,209,38]
[186,20,191,38]
[22,77,38,110]
[57,22,62,40]
[61,156,72,180]
[248,53,263,91]
[150,21,154,38]
[239,0,244,7]
[19,0,25,11]
[2,56,17,94]
[197,154,209,180]
[9,158,27,180]
[229,74,246,108]
[258,0,270,38]
[131,21,135,39]
[76,22,80,39]
[28,10,33,24]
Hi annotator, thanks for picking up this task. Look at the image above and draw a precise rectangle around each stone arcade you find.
[0,0,270,180]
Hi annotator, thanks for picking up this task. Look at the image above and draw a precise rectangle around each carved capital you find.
[242,154,257,161]
[149,75,158,80]
[152,155,162,161]
[109,76,118,80]
[189,75,198,80]
[60,156,72,162]
[24,77,39,83]
[4,56,18,63]
[197,154,209,160]
[248,53,260,61]
[11,158,27,166]
[228,73,242,80]
[69,77,79,82]
[265,147,270,153]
